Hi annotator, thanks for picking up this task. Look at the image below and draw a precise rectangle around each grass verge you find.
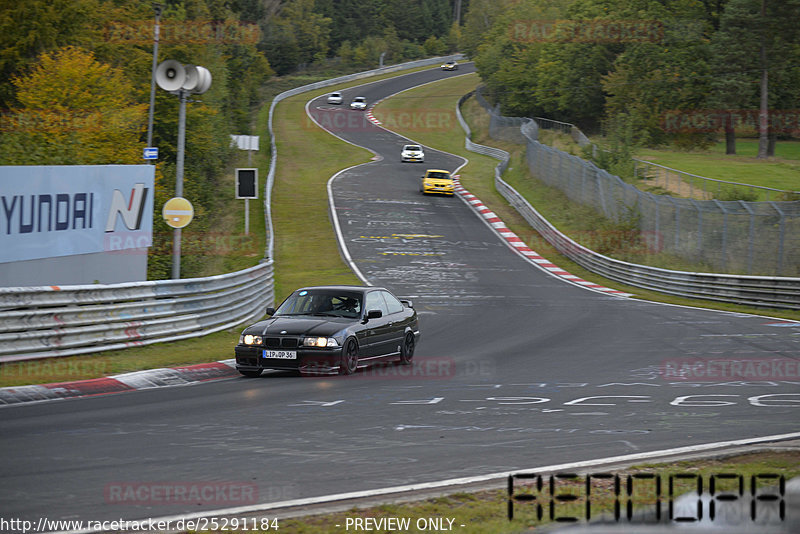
[372,74,800,322]
[633,140,800,201]
[0,65,434,388]
[269,450,800,533]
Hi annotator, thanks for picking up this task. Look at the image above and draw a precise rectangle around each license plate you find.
[263,350,297,359]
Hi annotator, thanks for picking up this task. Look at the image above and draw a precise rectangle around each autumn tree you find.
[0,0,97,108]
[0,46,146,165]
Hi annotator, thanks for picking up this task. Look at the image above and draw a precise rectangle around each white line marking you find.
[54,431,800,533]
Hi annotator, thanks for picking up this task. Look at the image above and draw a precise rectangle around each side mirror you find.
[266,307,276,316]
[400,299,413,309]
[366,309,383,320]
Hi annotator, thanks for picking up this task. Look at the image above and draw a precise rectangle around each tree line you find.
[463,0,800,157]
[0,0,462,278]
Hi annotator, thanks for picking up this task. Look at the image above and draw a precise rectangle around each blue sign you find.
[143,147,159,160]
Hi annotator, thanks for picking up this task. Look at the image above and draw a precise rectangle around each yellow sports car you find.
[420,169,454,195]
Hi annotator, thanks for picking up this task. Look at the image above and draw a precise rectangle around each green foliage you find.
[264,0,456,73]
[466,0,800,155]
[716,186,760,202]
[590,113,638,181]
[0,0,275,281]
[0,0,98,108]
[423,35,447,56]
[0,46,146,165]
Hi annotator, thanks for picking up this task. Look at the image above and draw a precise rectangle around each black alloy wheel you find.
[340,339,359,375]
[399,333,415,364]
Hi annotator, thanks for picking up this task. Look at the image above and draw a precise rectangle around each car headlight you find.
[303,336,339,348]
[242,334,263,345]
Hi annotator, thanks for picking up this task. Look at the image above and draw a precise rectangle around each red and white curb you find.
[0,360,240,407]
[365,106,381,126]
[453,179,633,298]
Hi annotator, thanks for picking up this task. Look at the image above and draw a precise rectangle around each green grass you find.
[373,74,800,322]
[0,66,430,388]
[263,451,800,533]
[3,67,799,388]
[636,141,800,199]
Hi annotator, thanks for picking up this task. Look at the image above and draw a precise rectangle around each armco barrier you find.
[264,54,464,258]
[0,262,274,363]
[0,56,462,363]
[457,91,800,310]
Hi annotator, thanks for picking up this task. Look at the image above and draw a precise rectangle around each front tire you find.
[339,339,359,375]
[239,369,262,378]
[399,333,415,364]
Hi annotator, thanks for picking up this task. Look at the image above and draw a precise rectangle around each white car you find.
[350,96,367,110]
[441,61,458,71]
[327,92,343,104]
[401,144,425,163]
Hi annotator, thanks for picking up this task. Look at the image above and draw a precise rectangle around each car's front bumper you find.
[422,183,455,195]
[235,344,344,374]
[402,155,424,162]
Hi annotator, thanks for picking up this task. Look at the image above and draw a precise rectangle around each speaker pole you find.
[146,4,162,154]
[172,88,187,279]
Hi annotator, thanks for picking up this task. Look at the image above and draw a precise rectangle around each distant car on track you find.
[401,144,425,162]
[235,286,420,376]
[441,61,458,71]
[350,96,367,110]
[327,92,343,104]
[420,169,454,195]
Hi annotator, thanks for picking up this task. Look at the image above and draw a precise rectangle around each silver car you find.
[401,144,425,162]
[350,96,367,110]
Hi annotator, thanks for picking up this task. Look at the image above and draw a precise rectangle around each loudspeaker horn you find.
[192,66,212,94]
[155,60,185,92]
[182,65,200,92]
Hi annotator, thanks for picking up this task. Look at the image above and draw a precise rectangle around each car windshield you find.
[405,145,421,151]
[427,171,450,179]
[354,97,365,102]
[275,290,362,319]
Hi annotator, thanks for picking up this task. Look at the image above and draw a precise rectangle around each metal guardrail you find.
[265,54,464,259]
[0,262,274,363]
[0,56,462,364]
[457,92,800,310]
[473,86,800,277]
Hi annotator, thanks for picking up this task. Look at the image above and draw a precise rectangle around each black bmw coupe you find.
[235,286,421,376]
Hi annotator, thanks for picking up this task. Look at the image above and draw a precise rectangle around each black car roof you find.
[293,285,385,294]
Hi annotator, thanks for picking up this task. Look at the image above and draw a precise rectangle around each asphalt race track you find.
[1,64,799,526]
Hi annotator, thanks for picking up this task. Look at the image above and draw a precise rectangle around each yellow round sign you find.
[162,197,194,229]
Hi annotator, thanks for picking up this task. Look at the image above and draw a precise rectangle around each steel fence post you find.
[739,200,755,274]
[713,200,729,272]
[769,201,786,276]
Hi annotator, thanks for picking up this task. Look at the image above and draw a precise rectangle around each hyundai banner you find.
[0,165,155,263]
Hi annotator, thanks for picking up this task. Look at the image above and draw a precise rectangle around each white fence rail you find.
[457,91,800,310]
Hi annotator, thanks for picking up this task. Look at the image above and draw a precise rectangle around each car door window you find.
[380,291,404,315]
[364,291,388,316]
